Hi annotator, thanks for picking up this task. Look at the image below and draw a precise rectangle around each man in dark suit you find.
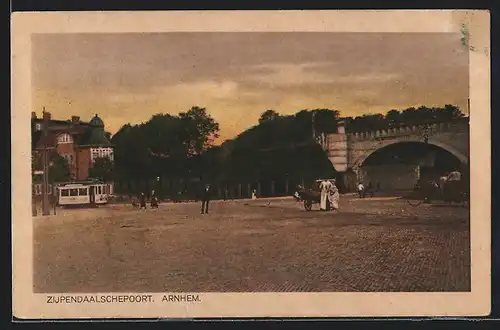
[201,184,212,214]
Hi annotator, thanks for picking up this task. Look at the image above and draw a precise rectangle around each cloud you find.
[243,62,402,89]
[32,32,469,142]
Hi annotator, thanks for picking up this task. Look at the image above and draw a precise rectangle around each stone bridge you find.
[318,117,469,191]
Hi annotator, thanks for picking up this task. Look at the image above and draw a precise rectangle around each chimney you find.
[31,112,37,119]
[71,115,80,124]
[42,111,51,121]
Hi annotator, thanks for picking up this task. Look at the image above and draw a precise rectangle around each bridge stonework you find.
[320,117,469,191]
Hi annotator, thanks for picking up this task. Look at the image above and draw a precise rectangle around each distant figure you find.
[328,180,340,211]
[376,182,381,192]
[201,184,212,214]
[319,179,332,211]
[445,169,462,200]
[439,173,448,195]
[224,187,229,201]
[293,184,303,201]
[357,182,365,198]
[150,190,159,208]
[139,192,147,209]
[252,189,257,200]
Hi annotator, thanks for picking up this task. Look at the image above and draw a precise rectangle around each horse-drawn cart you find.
[294,188,321,211]
[405,180,468,207]
[293,179,337,211]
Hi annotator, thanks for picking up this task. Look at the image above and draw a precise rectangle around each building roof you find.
[34,134,57,150]
[32,113,112,149]
[80,127,112,146]
[89,114,104,127]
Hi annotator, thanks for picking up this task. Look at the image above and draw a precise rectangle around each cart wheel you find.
[406,198,423,206]
[304,200,312,211]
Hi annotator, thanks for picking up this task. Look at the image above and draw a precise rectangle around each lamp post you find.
[41,108,50,216]
[311,111,316,140]
[156,176,161,199]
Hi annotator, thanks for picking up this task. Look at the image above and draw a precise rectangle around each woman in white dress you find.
[319,180,328,211]
[328,180,340,211]
[319,179,333,211]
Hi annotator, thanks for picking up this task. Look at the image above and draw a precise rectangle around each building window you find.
[35,123,41,131]
[91,147,114,162]
[91,149,99,162]
[57,133,73,144]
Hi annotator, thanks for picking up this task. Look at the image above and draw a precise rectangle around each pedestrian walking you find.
[328,179,340,211]
[201,184,212,214]
[319,179,332,211]
[150,190,159,208]
[357,182,365,198]
[139,192,147,209]
[439,173,448,196]
[251,189,257,200]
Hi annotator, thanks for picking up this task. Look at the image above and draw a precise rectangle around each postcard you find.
[11,10,490,319]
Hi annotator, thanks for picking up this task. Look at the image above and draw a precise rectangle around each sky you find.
[32,32,469,142]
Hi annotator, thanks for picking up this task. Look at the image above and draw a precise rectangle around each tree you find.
[179,106,220,155]
[203,109,338,186]
[88,157,114,182]
[442,104,464,119]
[48,154,70,183]
[111,107,221,186]
[386,109,401,125]
[258,109,280,124]
[345,105,464,132]
[312,109,340,134]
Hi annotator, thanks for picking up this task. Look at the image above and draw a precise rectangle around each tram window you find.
[98,186,102,194]
[78,188,88,196]
[70,189,78,196]
[61,189,69,196]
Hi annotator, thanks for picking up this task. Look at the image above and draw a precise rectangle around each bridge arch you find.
[351,140,468,191]
[353,139,468,169]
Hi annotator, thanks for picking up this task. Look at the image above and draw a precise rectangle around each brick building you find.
[31,111,114,181]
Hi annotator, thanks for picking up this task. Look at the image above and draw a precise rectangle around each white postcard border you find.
[11,10,491,319]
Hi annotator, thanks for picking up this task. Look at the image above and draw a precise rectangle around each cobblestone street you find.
[33,196,470,293]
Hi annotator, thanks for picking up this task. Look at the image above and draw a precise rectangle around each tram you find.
[55,181,113,206]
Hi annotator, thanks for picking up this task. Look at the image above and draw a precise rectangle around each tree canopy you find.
[345,104,464,132]
[88,156,114,182]
[32,152,71,184]
[198,108,341,184]
[49,155,70,183]
[111,106,220,182]
[110,104,465,194]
